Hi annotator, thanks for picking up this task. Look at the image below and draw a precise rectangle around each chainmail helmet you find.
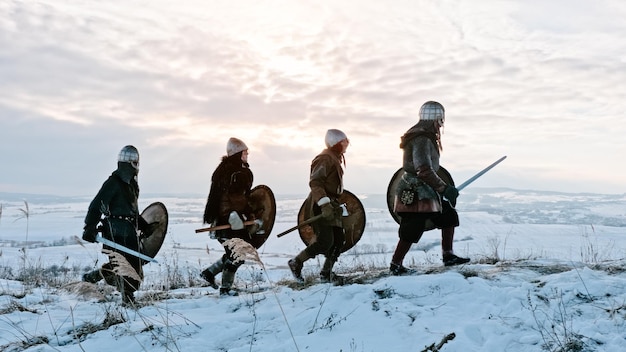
[118,145,140,170]
[419,101,445,125]
[325,129,348,148]
[226,137,248,157]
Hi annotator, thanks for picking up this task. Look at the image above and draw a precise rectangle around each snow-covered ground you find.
[0,188,625,351]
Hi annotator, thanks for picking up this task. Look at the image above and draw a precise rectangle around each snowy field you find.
[0,188,625,352]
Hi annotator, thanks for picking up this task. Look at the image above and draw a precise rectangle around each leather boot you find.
[320,257,345,284]
[220,268,238,296]
[218,254,243,296]
[82,269,102,283]
[288,258,304,281]
[201,257,224,289]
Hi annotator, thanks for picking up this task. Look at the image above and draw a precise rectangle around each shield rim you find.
[139,201,168,264]
[297,189,366,253]
[386,166,454,226]
[247,184,276,249]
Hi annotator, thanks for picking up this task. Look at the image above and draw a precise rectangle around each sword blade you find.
[457,156,507,191]
[95,235,158,263]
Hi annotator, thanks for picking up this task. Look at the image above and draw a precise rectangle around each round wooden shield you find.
[297,190,366,253]
[386,166,454,229]
[140,201,168,265]
[247,184,276,249]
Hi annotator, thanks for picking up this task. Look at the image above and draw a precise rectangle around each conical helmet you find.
[118,145,140,169]
[325,129,348,148]
[419,101,445,125]
[227,137,248,157]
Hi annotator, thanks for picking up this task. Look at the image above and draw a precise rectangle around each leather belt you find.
[109,215,136,222]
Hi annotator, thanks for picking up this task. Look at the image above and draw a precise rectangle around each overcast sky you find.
[1,0,625,198]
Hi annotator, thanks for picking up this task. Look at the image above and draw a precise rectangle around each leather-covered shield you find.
[247,185,276,249]
[386,166,454,230]
[297,190,366,253]
[140,201,168,265]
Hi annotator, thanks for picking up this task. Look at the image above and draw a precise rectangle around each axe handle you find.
[195,220,257,233]
[276,214,324,238]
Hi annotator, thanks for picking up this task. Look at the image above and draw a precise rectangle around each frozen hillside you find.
[0,188,625,351]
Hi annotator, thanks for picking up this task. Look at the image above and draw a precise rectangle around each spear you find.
[276,214,324,238]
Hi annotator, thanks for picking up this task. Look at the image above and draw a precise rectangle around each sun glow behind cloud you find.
[1,0,625,195]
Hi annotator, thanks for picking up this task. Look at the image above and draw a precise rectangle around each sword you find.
[95,235,158,263]
[456,156,507,191]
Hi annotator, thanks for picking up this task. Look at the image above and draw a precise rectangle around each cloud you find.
[1,0,625,196]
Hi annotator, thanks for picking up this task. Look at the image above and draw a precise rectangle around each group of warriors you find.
[81,101,470,303]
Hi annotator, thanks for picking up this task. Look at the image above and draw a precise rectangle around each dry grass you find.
[222,238,262,265]
[62,282,108,301]
[101,249,142,283]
